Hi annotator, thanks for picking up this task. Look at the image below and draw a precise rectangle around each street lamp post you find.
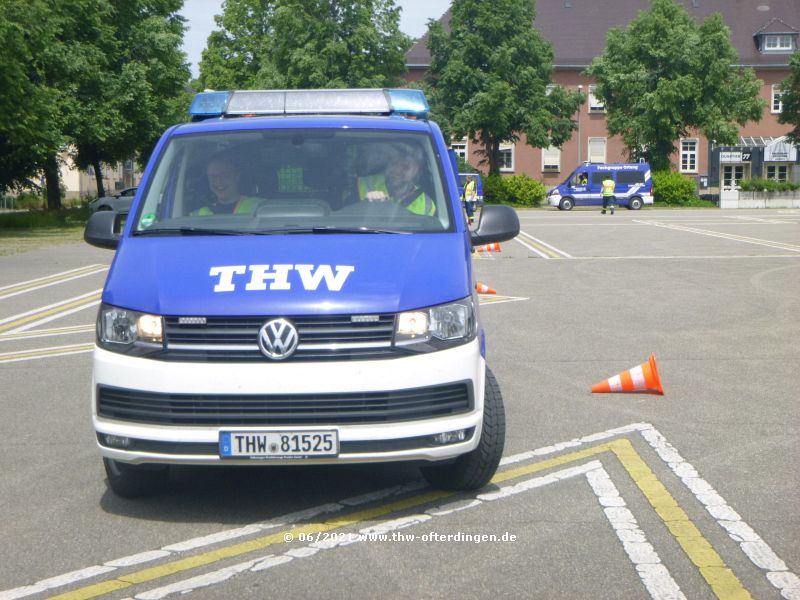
[577,84,583,166]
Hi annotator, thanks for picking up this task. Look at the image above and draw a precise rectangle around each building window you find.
[588,138,606,163]
[772,85,784,113]
[545,84,557,96]
[766,164,788,182]
[722,164,748,191]
[764,34,794,52]
[542,146,560,172]
[680,139,698,173]
[588,85,605,112]
[450,138,468,161]
[499,144,514,172]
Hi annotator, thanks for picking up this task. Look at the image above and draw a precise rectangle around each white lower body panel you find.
[93,340,486,466]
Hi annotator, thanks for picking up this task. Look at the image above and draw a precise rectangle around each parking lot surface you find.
[1,209,798,600]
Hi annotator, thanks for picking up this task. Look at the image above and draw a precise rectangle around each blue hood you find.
[104,234,471,316]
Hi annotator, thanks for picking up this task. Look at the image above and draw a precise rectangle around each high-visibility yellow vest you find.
[357,175,436,216]
[601,179,615,197]
[193,196,260,216]
[464,180,477,200]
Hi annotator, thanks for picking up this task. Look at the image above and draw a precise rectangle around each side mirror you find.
[470,205,520,247]
[84,210,122,249]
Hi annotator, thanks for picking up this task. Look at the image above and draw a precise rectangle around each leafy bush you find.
[10,192,46,210]
[737,178,800,192]
[652,170,697,205]
[484,173,546,207]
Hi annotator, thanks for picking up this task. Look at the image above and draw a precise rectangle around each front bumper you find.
[93,339,485,466]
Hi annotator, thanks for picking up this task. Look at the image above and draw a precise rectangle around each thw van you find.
[82,88,520,498]
[547,163,653,210]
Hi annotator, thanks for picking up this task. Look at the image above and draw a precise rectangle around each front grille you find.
[161,315,397,361]
[97,382,473,426]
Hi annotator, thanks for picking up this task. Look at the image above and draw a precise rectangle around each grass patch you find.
[0,207,91,256]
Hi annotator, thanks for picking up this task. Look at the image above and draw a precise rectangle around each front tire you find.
[420,368,506,491]
[559,198,574,211]
[103,458,169,498]
[628,196,643,210]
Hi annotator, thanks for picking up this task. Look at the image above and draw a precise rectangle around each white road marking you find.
[518,230,573,257]
[3,423,795,600]
[0,343,94,364]
[0,265,107,300]
[0,289,102,334]
[637,221,800,253]
[0,324,94,342]
[513,235,551,258]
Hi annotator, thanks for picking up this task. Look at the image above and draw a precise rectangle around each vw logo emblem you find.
[257,318,299,360]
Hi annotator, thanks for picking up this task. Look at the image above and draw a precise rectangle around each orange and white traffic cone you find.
[591,354,664,395]
[475,282,496,294]
[477,243,502,253]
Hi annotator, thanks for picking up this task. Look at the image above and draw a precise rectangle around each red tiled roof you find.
[406,0,799,69]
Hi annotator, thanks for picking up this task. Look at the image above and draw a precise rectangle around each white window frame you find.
[771,84,784,113]
[765,164,788,182]
[499,144,514,172]
[587,137,606,164]
[450,138,468,162]
[542,146,560,172]
[764,34,793,52]
[680,139,698,173]
[588,85,605,112]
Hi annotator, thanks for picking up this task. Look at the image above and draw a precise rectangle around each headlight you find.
[97,304,164,355]
[395,297,475,350]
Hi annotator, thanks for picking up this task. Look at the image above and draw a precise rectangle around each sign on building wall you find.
[720,151,752,163]
[764,139,797,162]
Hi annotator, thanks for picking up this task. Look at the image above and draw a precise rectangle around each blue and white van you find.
[83,89,520,497]
[547,163,653,210]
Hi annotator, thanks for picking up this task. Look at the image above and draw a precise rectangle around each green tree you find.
[425,0,583,175]
[777,51,800,144]
[0,1,63,196]
[199,0,410,90]
[68,1,191,198]
[586,0,764,171]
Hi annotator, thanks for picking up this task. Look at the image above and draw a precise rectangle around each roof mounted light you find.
[188,91,231,120]
[187,88,429,120]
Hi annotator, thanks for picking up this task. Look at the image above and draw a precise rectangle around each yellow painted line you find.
[0,293,101,334]
[0,343,94,363]
[0,265,107,300]
[0,324,94,342]
[49,439,750,600]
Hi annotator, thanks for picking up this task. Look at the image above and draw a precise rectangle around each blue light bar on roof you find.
[188,91,231,117]
[188,88,429,119]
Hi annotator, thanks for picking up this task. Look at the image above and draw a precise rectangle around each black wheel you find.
[103,458,169,498]
[559,197,574,211]
[420,367,506,491]
[628,196,643,210]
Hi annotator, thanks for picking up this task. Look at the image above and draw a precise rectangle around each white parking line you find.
[4,423,796,600]
[0,289,102,334]
[518,230,573,258]
[0,265,107,301]
[635,221,800,253]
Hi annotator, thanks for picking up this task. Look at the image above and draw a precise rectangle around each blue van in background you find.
[547,163,653,210]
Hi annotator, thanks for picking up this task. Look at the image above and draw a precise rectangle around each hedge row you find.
[483,174,547,207]
[737,178,800,192]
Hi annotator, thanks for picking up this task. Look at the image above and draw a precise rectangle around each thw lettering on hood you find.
[210,264,355,292]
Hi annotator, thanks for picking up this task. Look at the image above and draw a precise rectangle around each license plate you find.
[219,430,338,459]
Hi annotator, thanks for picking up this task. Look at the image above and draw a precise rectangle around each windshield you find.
[133,128,453,235]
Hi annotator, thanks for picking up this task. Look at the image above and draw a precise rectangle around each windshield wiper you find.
[309,226,409,234]
[134,227,274,236]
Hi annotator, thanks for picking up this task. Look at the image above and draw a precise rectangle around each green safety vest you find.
[193,196,260,216]
[464,180,476,200]
[358,175,436,217]
[601,179,615,197]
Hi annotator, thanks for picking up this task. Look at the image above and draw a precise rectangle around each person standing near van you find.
[464,175,477,225]
[601,175,615,215]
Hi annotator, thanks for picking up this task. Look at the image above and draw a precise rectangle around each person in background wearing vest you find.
[601,175,615,215]
[463,175,477,225]
[358,143,436,216]
[193,155,260,215]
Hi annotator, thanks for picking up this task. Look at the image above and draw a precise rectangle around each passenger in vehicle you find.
[357,143,436,216]
[192,155,261,215]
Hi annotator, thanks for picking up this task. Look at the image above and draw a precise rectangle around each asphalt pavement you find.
[0,208,798,600]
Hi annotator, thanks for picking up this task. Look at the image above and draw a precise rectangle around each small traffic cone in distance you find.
[475,282,496,294]
[477,242,502,253]
[591,354,664,395]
